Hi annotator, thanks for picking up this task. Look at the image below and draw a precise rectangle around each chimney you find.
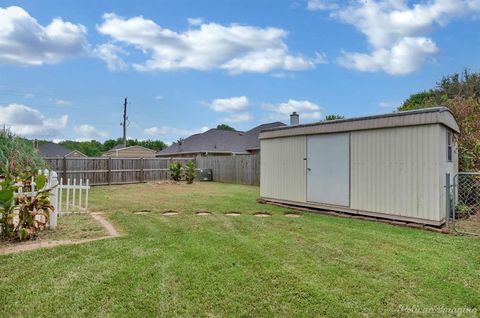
[290,112,299,125]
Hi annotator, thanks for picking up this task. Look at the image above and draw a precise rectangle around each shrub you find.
[0,130,45,176]
[0,166,53,241]
[455,203,472,219]
[169,162,183,181]
[185,161,197,184]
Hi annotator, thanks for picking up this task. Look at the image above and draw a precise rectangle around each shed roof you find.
[260,107,459,139]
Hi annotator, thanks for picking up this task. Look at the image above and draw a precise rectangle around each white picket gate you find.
[57,178,90,215]
[10,170,90,231]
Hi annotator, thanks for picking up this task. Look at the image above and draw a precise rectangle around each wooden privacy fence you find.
[44,157,194,186]
[196,153,260,186]
[44,155,260,186]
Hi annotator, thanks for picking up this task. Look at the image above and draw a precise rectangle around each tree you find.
[60,140,104,157]
[103,138,167,151]
[216,124,235,131]
[324,114,345,121]
[399,69,480,170]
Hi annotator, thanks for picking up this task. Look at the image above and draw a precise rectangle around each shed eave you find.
[259,106,459,139]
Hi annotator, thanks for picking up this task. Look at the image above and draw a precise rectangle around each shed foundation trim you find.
[261,197,445,227]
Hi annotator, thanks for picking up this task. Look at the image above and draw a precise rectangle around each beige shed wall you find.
[260,136,306,202]
[350,125,443,222]
[438,126,459,218]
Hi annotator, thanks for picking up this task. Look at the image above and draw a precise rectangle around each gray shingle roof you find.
[37,142,76,157]
[245,122,286,150]
[157,122,285,156]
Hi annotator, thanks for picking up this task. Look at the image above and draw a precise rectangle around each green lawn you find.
[1,182,479,317]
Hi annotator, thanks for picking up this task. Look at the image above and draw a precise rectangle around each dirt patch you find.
[254,212,272,218]
[150,181,181,186]
[162,210,179,216]
[196,211,211,216]
[284,213,302,218]
[225,212,241,217]
[0,213,120,255]
[134,212,149,215]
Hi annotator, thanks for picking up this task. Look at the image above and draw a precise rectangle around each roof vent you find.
[290,112,299,126]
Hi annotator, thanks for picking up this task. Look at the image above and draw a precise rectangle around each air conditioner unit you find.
[197,169,212,181]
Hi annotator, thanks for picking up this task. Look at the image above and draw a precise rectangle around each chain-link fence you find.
[451,172,480,235]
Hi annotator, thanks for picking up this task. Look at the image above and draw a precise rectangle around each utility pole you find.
[121,97,128,148]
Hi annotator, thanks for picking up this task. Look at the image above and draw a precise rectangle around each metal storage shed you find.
[259,107,459,226]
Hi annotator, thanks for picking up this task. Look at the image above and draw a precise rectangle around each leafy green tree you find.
[324,114,345,121]
[399,69,480,170]
[216,124,235,131]
[60,140,104,157]
[103,138,167,151]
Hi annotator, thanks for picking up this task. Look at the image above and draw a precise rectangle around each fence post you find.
[49,171,59,230]
[62,156,67,185]
[107,157,112,185]
[140,158,144,183]
[445,173,451,227]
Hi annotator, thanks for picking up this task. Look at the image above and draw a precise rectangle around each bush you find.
[0,166,53,241]
[185,161,197,184]
[0,130,45,176]
[169,162,183,181]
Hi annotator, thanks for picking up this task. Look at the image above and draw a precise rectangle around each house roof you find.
[37,142,86,158]
[157,122,285,156]
[104,145,156,154]
[245,122,286,150]
[260,107,460,139]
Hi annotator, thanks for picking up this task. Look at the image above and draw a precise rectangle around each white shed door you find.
[307,133,350,206]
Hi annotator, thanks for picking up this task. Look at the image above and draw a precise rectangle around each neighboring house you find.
[37,142,87,158]
[102,145,157,158]
[156,122,286,157]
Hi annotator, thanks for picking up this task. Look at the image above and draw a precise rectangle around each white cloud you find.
[143,126,209,137]
[321,0,480,74]
[0,6,88,66]
[155,95,163,100]
[49,97,72,106]
[74,124,109,139]
[0,103,68,138]
[222,112,253,123]
[307,0,338,11]
[264,99,323,121]
[97,13,320,74]
[209,96,249,112]
[379,101,400,108]
[93,43,128,71]
[187,17,204,26]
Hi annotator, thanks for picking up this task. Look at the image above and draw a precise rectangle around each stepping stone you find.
[254,212,271,218]
[225,212,241,217]
[162,210,179,216]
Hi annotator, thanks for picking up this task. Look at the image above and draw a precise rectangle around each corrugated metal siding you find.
[351,125,442,221]
[260,136,306,202]
[439,126,459,219]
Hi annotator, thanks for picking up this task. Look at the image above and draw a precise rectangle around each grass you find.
[0,214,107,248]
[1,182,479,317]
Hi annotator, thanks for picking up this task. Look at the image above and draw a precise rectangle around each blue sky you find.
[0,0,479,144]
